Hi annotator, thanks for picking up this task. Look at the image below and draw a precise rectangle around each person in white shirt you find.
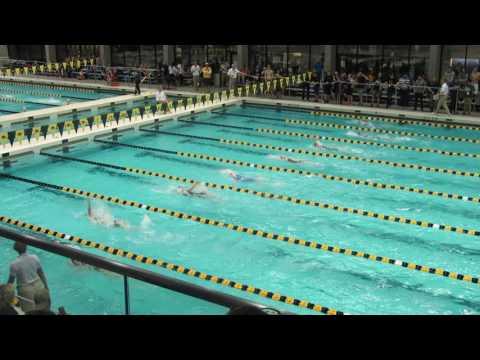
[168,64,176,89]
[191,63,201,89]
[227,64,240,89]
[7,242,49,313]
[435,79,451,115]
[155,86,170,113]
[176,64,184,86]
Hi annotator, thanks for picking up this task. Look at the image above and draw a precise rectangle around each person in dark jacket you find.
[413,75,427,111]
[449,81,459,114]
[385,78,396,109]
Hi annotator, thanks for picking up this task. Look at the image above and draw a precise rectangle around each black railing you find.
[0,225,287,315]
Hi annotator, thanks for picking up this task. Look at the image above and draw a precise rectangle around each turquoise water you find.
[0,103,479,315]
[0,80,125,116]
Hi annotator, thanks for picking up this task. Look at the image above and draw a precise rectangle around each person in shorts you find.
[7,242,49,313]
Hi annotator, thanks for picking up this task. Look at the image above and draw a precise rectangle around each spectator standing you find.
[168,64,176,89]
[7,242,49,313]
[264,65,274,96]
[434,79,451,115]
[460,79,475,115]
[176,64,184,87]
[413,75,427,111]
[471,67,480,111]
[449,81,459,114]
[201,62,212,90]
[314,60,324,82]
[371,76,382,108]
[385,78,396,109]
[227,64,240,90]
[396,74,411,107]
[333,72,341,104]
[344,73,354,105]
[311,72,320,102]
[133,69,146,95]
[445,67,455,83]
[323,73,333,103]
[301,76,311,101]
[191,63,201,90]
[356,71,369,105]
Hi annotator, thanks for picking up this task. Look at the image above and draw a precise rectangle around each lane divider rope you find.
[2,174,479,288]
[285,118,480,144]
[32,154,480,237]
[0,214,340,315]
[211,109,480,143]
[93,139,480,204]
[178,119,480,159]
[141,127,480,179]
[311,110,480,132]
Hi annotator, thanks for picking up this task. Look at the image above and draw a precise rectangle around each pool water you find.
[0,103,479,315]
[0,80,126,116]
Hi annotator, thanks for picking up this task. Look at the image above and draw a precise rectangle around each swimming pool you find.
[0,79,128,116]
[1,102,479,315]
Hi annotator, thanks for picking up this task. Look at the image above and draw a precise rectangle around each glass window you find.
[155,45,163,66]
[56,45,68,61]
[190,45,206,65]
[440,45,467,81]
[111,45,126,66]
[7,45,45,62]
[174,45,183,65]
[248,45,266,72]
[140,45,156,68]
[310,45,325,68]
[336,45,357,74]
[205,45,237,66]
[357,45,382,74]
[123,45,140,67]
[266,45,287,72]
[466,45,480,78]
[409,45,430,80]
[287,45,309,73]
[383,45,411,79]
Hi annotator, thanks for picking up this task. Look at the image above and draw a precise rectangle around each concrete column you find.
[45,45,57,63]
[428,45,441,84]
[0,45,8,65]
[163,45,174,65]
[236,45,248,69]
[324,45,337,74]
[98,45,111,67]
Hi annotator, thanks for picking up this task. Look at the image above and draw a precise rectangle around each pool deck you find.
[246,97,480,127]
[2,76,480,159]
[0,97,242,158]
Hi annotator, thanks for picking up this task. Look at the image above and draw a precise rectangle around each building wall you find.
[4,45,480,85]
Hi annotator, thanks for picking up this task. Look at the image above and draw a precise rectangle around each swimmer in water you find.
[222,169,256,183]
[176,182,209,197]
[313,140,336,151]
[87,200,130,229]
[278,155,304,164]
